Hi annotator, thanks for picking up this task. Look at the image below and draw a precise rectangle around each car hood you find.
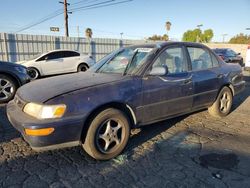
[17,72,124,103]
[16,60,27,65]
[0,61,26,69]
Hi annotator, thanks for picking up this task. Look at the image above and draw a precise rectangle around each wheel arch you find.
[81,102,136,143]
[28,66,40,73]
[0,71,21,87]
[219,83,234,96]
[77,63,89,70]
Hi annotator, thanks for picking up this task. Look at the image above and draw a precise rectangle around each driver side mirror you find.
[149,66,168,76]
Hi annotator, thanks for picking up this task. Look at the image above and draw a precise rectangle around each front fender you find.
[45,77,142,121]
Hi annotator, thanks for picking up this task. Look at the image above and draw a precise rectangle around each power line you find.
[15,12,63,33]
[70,0,133,13]
[69,0,116,12]
[71,0,100,6]
[14,0,133,33]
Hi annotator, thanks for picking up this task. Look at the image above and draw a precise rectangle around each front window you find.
[97,47,154,74]
[152,47,187,74]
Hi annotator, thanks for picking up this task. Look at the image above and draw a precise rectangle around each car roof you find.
[128,41,208,49]
[45,49,80,53]
[213,48,229,51]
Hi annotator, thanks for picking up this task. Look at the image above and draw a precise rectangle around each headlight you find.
[15,66,27,74]
[23,103,66,119]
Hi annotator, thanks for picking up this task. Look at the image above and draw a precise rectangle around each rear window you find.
[213,49,226,54]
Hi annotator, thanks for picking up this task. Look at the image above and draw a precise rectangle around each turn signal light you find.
[25,128,55,136]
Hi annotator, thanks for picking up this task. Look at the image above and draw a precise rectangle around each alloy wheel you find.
[219,91,231,113]
[0,78,14,100]
[96,119,124,154]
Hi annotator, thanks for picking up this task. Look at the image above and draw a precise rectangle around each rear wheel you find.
[27,67,40,80]
[208,86,233,117]
[77,63,88,72]
[0,74,17,103]
[82,108,130,160]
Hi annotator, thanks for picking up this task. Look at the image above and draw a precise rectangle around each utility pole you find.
[120,32,124,40]
[59,0,70,37]
[196,24,203,42]
[222,34,228,43]
[77,26,79,38]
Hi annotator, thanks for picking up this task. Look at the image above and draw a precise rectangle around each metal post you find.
[3,33,9,62]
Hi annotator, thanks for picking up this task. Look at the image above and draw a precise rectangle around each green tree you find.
[182,28,214,42]
[148,34,169,41]
[229,33,250,44]
[202,29,214,43]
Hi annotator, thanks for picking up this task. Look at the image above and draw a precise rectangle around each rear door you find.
[141,45,193,123]
[61,51,80,72]
[186,46,222,109]
[40,51,64,75]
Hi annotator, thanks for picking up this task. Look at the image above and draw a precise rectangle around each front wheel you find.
[0,74,17,103]
[208,86,233,117]
[82,108,130,160]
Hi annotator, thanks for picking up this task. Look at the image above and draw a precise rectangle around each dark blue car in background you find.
[7,42,245,160]
[0,61,30,103]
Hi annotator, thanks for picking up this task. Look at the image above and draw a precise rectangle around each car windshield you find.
[97,47,154,74]
[88,49,121,72]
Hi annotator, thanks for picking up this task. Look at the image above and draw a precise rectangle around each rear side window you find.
[187,47,213,71]
[153,47,187,74]
[62,51,80,58]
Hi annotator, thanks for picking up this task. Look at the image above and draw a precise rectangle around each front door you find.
[141,46,193,123]
[40,51,64,75]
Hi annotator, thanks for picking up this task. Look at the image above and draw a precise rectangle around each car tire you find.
[77,63,89,72]
[27,67,40,80]
[82,108,130,160]
[208,86,233,118]
[0,74,18,103]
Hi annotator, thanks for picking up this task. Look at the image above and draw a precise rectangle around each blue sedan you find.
[7,42,245,160]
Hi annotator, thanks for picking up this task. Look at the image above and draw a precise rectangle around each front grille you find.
[14,95,26,109]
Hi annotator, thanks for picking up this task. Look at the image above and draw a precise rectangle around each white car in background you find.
[17,49,95,79]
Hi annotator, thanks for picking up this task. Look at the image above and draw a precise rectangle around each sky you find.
[0,0,249,42]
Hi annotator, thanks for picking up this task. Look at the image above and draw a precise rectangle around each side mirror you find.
[149,66,168,76]
[237,53,241,55]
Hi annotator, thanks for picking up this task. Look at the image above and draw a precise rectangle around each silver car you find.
[17,49,95,79]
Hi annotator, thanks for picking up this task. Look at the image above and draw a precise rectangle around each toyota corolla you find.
[7,42,245,160]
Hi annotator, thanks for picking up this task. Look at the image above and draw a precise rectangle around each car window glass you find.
[47,52,62,60]
[62,51,80,58]
[187,47,213,71]
[152,47,187,74]
[211,53,219,67]
[98,48,135,74]
[226,50,235,56]
[36,55,47,61]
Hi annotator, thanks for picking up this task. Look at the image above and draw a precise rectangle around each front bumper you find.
[7,100,85,150]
